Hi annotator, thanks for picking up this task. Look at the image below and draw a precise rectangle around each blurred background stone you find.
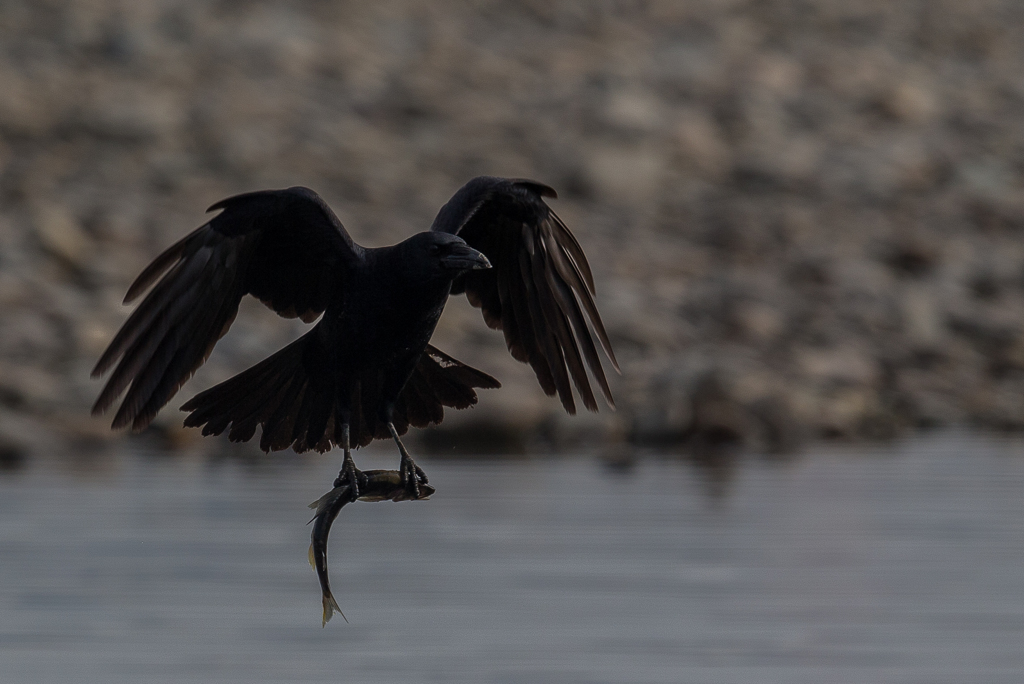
[3,0,1024,458]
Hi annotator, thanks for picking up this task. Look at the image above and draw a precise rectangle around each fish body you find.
[308,469,435,625]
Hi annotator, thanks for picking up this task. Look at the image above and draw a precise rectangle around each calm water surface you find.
[1,432,1023,683]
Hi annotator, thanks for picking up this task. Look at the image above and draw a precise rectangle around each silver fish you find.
[308,469,435,625]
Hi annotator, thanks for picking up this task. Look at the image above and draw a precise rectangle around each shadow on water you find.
[2,430,1024,684]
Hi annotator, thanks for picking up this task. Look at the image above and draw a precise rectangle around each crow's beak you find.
[442,244,492,271]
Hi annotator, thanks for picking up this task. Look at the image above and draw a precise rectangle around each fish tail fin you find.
[322,592,346,626]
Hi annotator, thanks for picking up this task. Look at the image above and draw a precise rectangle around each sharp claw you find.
[399,459,428,499]
[405,467,419,499]
[334,459,362,501]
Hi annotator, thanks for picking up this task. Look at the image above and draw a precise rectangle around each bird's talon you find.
[335,460,362,501]
[398,460,428,499]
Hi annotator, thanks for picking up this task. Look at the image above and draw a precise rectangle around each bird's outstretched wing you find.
[92,187,359,431]
[431,176,619,414]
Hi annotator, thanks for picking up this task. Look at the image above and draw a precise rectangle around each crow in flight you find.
[92,176,619,497]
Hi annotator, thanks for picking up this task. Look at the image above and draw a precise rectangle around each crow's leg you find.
[387,422,428,499]
[332,422,362,501]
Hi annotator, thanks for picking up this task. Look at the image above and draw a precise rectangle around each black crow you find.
[92,176,619,496]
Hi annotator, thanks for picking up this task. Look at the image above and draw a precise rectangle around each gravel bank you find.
[3,1,1024,459]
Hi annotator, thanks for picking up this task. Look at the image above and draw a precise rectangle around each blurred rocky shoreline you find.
[3,1,1024,463]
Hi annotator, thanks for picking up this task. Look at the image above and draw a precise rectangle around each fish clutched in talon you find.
[308,469,435,626]
[90,176,616,622]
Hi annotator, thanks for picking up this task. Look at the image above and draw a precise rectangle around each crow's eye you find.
[429,244,442,256]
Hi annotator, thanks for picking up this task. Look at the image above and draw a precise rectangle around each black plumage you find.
[92,176,618,494]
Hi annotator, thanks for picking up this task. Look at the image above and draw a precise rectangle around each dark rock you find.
[684,372,751,453]
[880,240,938,279]
[0,439,26,472]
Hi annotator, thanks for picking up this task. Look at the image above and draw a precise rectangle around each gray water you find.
[1,432,1023,684]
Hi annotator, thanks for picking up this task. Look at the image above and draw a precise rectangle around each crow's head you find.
[402,232,491,282]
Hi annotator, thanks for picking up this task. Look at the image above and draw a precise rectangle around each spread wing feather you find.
[92,187,358,431]
[432,176,618,413]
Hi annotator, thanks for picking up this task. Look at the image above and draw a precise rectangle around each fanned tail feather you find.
[388,345,500,437]
[181,327,338,452]
[181,336,499,452]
